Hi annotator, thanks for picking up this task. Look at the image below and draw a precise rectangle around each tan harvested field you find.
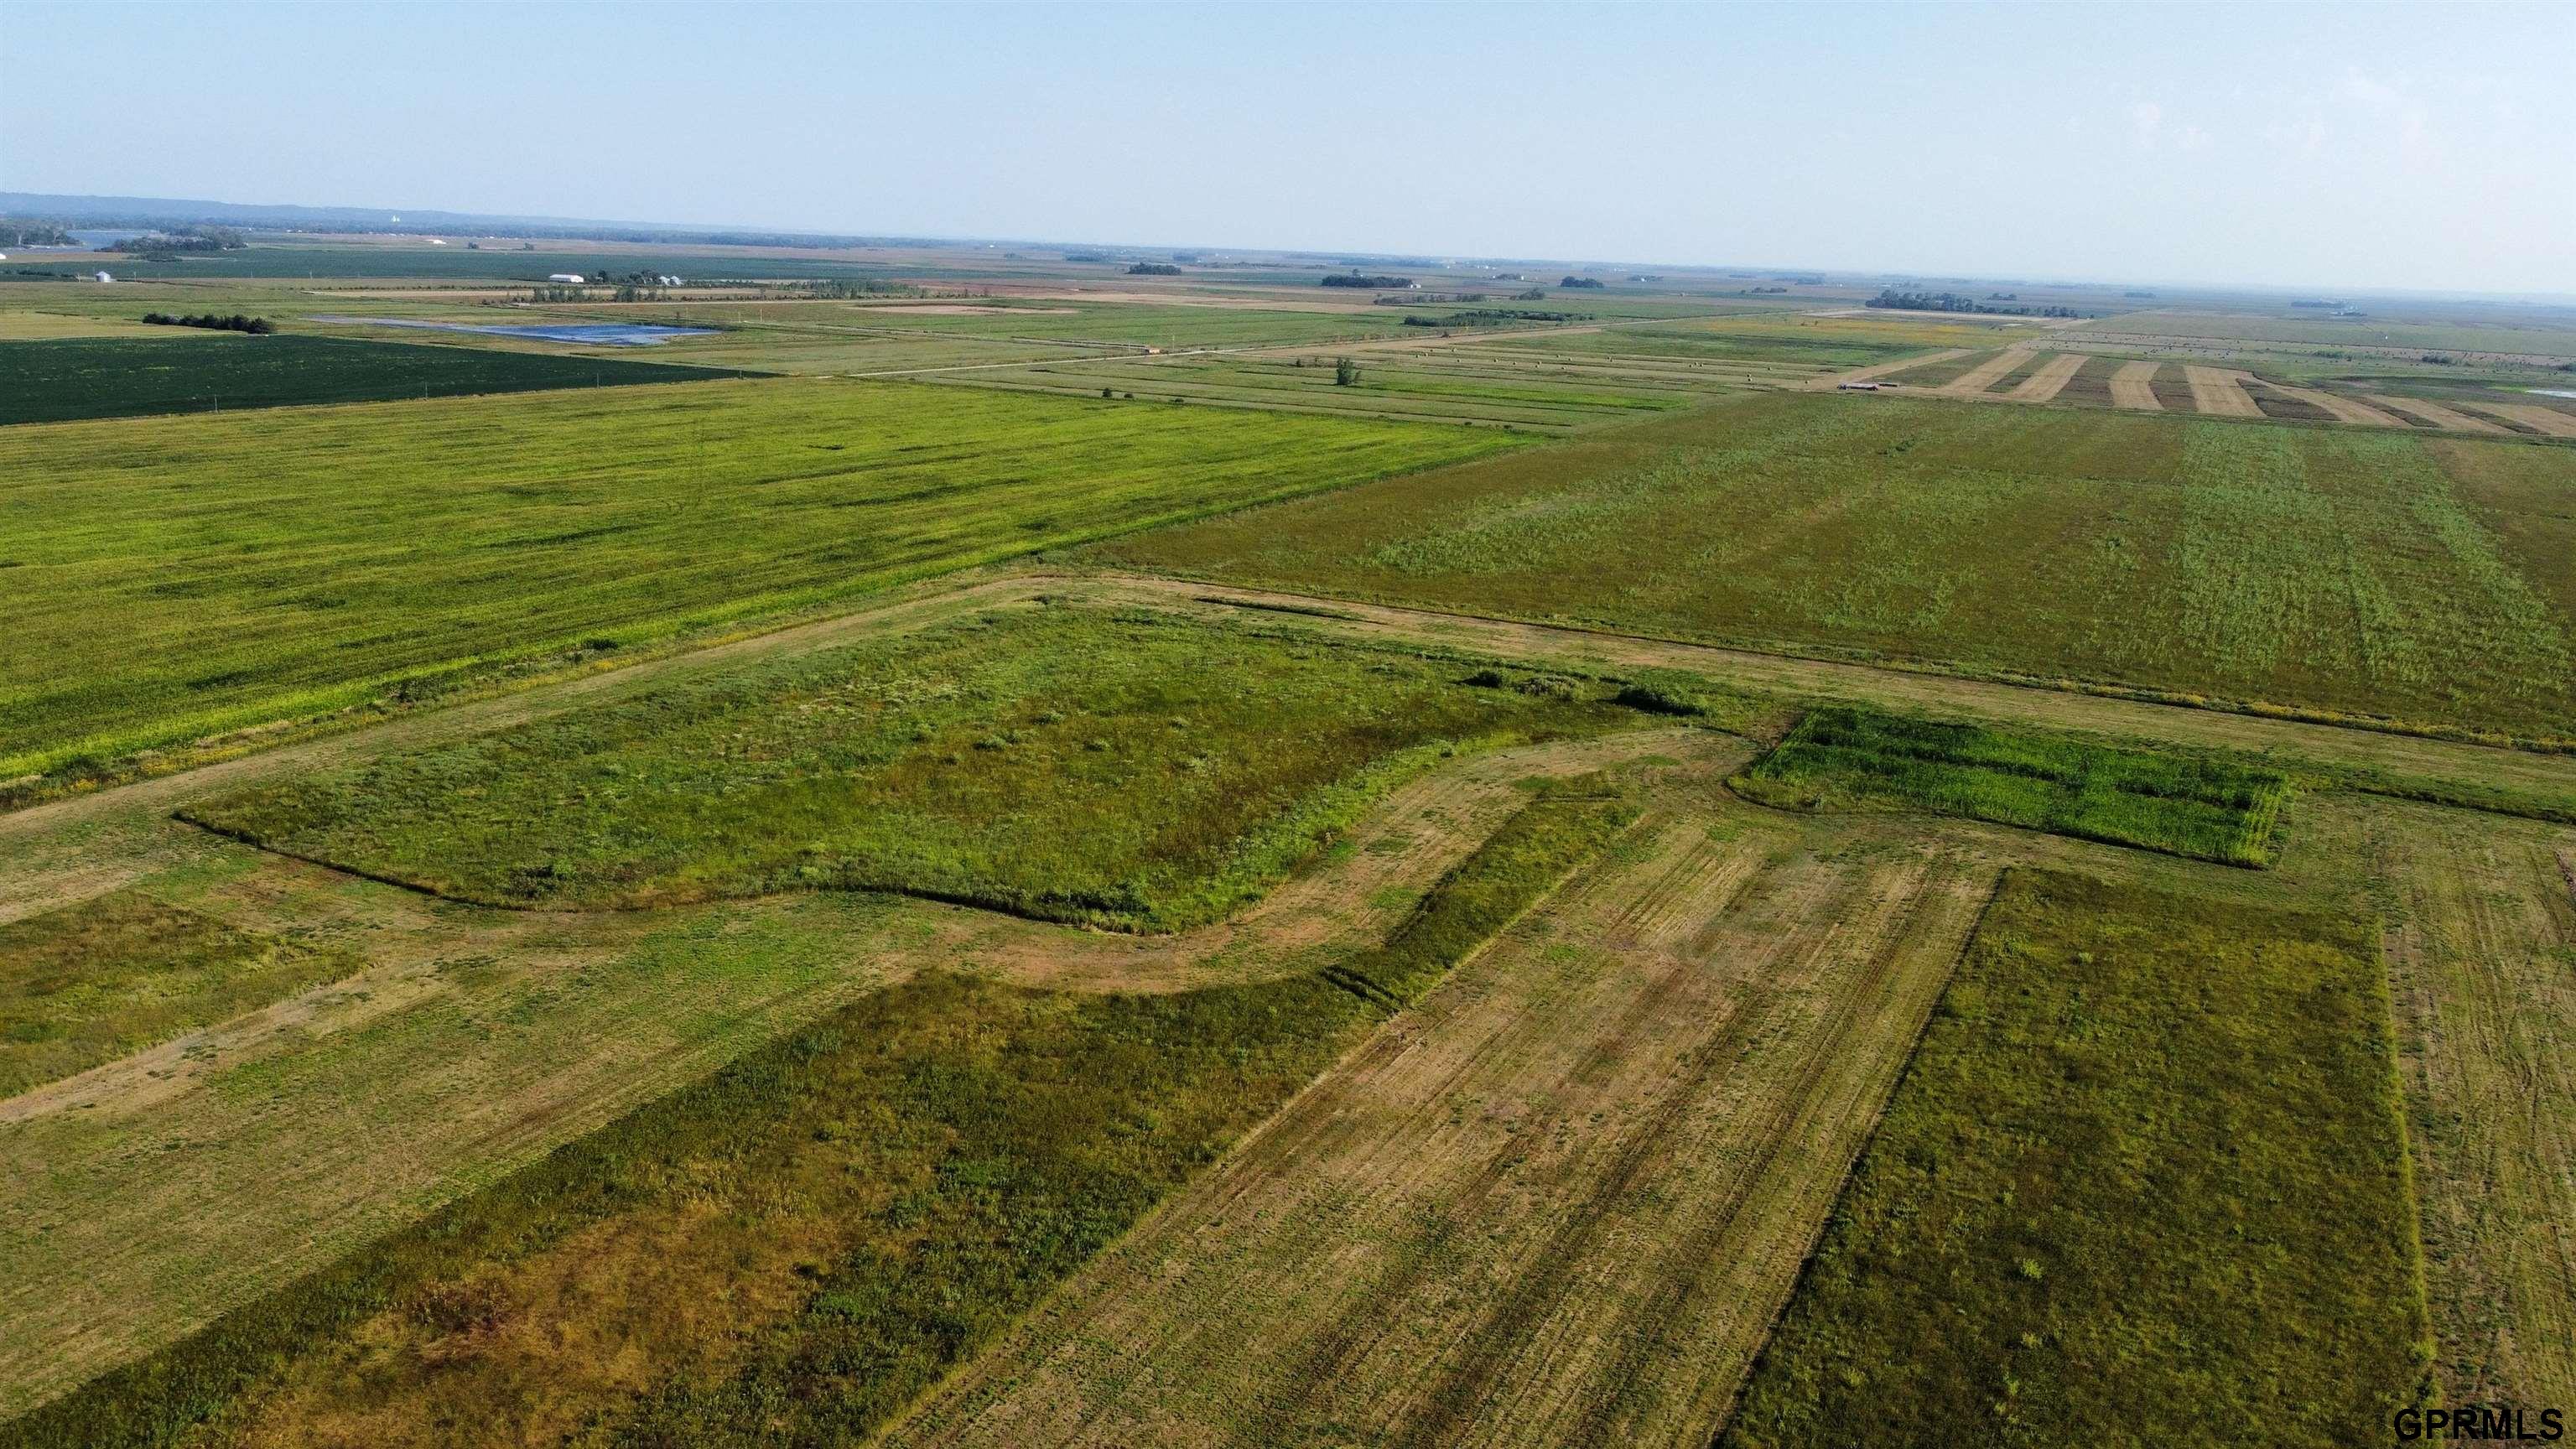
[2370,394,2510,434]
[1805,346,1969,390]
[2467,402,2576,439]
[2184,363,2262,417]
[893,760,1996,1449]
[2265,382,2406,427]
[2110,359,2165,410]
[2005,350,2085,402]
[1935,345,2034,396]
[2376,802,2576,1409]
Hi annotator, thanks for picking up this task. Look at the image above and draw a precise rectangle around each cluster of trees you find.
[0,221,75,247]
[1333,356,1363,386]
[1558,277,1606,289]
[1126,262,1182,275]
[783,278,926,299]
[1867,289,2080,318]
[1512,287,1549,301]
[1321,273,1412,288]
[140,311,273,334]
[110,227,248,254]
[1403,309,1589,327]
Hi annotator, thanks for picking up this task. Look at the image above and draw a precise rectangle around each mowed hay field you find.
[1094,389,2576,740]
[1722,868,2430,1448]
[2371,802,2576,1409]
[5,769,1644,1449]
[0,377,1521,784]
[894,751,1994,1449]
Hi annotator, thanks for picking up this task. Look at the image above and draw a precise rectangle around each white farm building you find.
[547,273,585,284]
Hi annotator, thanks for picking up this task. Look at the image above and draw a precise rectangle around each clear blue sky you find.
[3,2,2569,294]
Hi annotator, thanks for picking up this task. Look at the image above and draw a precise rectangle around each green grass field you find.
[1733,704,2291,865]
[1094,389,2576,740]
[179,606,1630,927]
[1722,867,2429,1448]
[0,893,360,1096]
[0,334,744,424]
[8,782,1634,1449]
[0,378,1521,787]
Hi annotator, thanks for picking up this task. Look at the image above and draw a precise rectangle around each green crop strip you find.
[1732,704,2292,866]
[1721,867,2430,1448]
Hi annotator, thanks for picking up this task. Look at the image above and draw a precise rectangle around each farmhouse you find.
[93,271,113,283]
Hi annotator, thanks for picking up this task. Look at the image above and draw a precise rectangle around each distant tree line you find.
[0,221,75,247]
[1403,308,1591,327]
[1868,288,2080,318]
[110,227,248,253]
[1558,277,1606,289]
[1512,287,1549,301]
[1322,273,1413,288]
[141,311,273,334]
[1126,262,1182,275]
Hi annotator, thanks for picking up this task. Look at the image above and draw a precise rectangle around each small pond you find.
[314,317,716,347]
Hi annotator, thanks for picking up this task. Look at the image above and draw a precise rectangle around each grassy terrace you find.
[1094,389,2576,741]
[7,782,1637,1449]
[0,334,745,425]
[0,377,1521,787]
[1722,868,2429,1448]
[179,606,1629,927]
[1733,704,2291,866]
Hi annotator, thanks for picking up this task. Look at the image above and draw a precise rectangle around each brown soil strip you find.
[2367,396,2507,434]
[891,806,1993,1449]
[1801,347,1970,391]
[2184,365,2262,418]
[2464,402,2576,439]
[2110,360,2165,410]
[2005,352,2086,403]
[2244,381,2337,423]
[1936,346,2037,397]
[2266,383,2405,428]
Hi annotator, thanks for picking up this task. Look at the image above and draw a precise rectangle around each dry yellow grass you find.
[1936,346,2035,396]
[2464,402,2576,439]
[2368,395,2508,434]
[2184,364,2262,417]
[1805,347,1970,390]
[2109,360,2165,410]
[2005,351,2086,403]
[2264,382,2406,427]
[891,770,1993,1449]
